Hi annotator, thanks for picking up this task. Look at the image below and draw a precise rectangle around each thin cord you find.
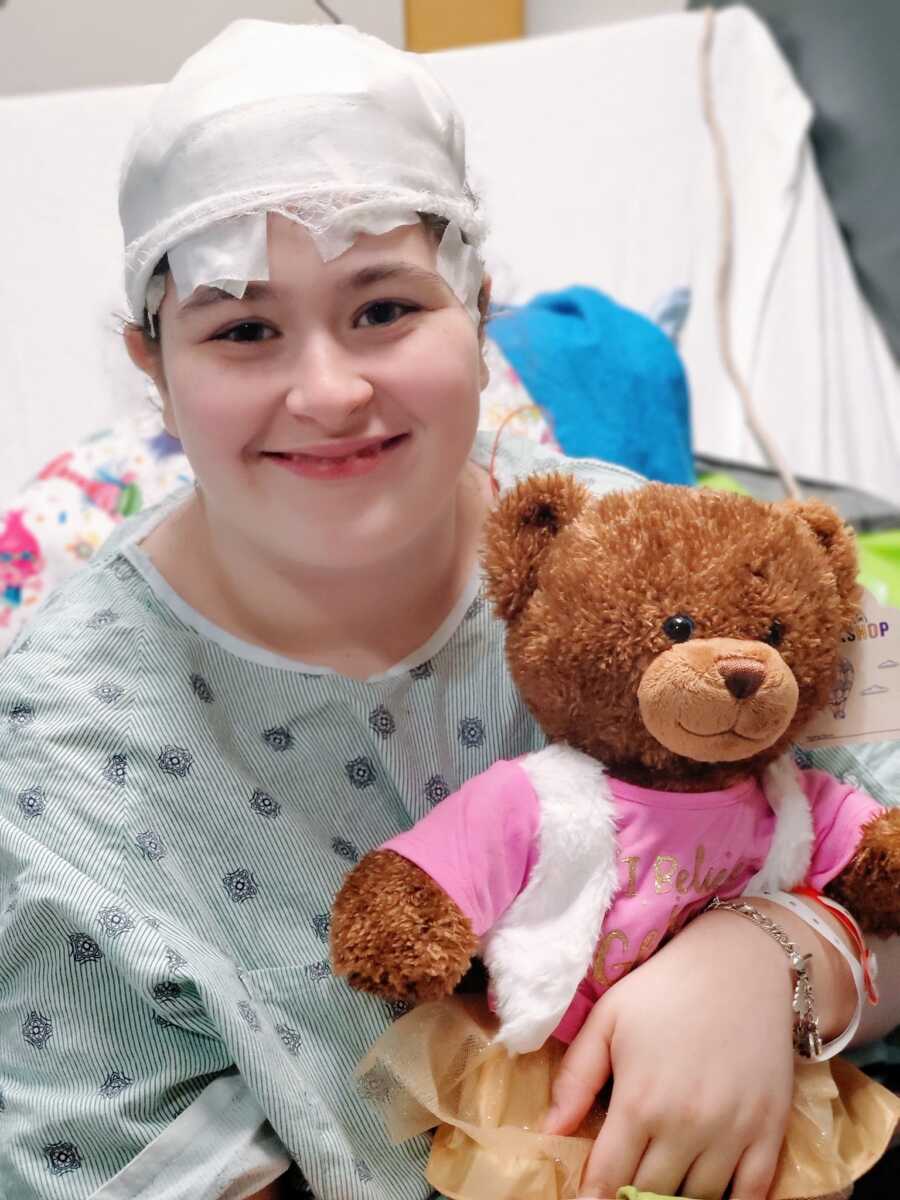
[699,7,801,500]
[488,404,546,498]
[312,0,342,23]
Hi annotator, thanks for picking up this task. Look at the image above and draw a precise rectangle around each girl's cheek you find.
[170,359,244,412]
[387,328,480,397]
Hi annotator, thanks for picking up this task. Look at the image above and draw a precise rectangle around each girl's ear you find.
[123,325,179,439]
[124,323,161,380]
[477,274,492,390]
[482,472,590,622]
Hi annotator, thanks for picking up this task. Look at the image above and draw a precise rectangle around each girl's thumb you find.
[541,1021,612,1135]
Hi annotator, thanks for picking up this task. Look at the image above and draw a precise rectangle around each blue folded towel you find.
[489,286,695,484]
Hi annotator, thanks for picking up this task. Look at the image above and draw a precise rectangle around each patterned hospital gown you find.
[0,435,642,1199]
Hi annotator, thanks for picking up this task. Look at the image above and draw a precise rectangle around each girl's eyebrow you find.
[178,263,445,312]
[179,282,271,311]
[340,262,446,290]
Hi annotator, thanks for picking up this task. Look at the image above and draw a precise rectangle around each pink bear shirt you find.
[383,747,880,1048]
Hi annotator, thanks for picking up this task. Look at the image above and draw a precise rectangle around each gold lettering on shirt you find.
[654,854,678,894]
[593,929,630,988]
[675,867,692,895]
[724,860,747,888]
[690,845,707,893]
[702,866,731,893]
[635,928,659,967]
[620,855,641,898]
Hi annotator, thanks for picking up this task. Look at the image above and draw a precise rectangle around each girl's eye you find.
[214,322,276,343]
[356,300,417,328]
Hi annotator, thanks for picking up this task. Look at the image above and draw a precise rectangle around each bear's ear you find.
[784,498,861,609]
[483,472,591,622]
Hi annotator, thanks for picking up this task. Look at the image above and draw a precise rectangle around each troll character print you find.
[0,510,43,611]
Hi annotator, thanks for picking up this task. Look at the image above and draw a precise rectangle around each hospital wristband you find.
[743,888,875,1061]
[707,896,822,1059]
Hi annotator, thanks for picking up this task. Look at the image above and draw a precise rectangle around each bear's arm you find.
[802,768,900,935]
[825,809,900,936]
[331,849,479,1001]
[331,758,541,1000]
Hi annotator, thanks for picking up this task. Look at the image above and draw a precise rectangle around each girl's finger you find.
[630,1135,702,1199]
[542,1005,613,1135]
[678,1139,749,1200]
[577,1100,650,1199]
[729,1135,783,1200]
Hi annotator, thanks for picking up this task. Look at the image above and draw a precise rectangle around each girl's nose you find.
[283,336,374,427]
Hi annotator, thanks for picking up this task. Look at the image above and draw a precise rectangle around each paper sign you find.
[799,588,900,748]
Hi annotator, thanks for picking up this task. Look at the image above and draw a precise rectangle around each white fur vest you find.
[481,744,814,1053]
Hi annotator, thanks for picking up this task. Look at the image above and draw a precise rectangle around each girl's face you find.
[132,215,488,570]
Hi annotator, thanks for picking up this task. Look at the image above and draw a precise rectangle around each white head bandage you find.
[119,21,485,325]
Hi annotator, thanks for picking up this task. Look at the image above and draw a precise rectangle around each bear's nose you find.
[718,657,766,700]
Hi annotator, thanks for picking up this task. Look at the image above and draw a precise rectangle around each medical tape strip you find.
[148,215,483,325]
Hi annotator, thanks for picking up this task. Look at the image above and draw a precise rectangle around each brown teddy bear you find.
[331,476,900,1200]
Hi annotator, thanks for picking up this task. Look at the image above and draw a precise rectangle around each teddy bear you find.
[331,475,900,1200]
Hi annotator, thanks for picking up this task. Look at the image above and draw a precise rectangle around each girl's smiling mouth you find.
[261,433,411,479]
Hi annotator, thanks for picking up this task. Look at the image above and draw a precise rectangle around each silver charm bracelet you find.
[707,896,823,1059]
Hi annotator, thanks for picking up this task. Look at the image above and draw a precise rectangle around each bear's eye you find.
[763,619,785,647]
[662,614,694,643]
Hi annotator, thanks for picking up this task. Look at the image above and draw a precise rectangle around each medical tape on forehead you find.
[167,212,270,306]
[437,221,483,323]
[149,212,483,324]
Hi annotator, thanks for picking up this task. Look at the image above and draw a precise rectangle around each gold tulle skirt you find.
[356,996,900,1200]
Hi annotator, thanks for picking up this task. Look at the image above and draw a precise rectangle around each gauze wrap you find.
[119,20,485,323]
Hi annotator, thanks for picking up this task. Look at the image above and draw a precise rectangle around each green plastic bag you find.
[617,1187,683,1200]
[857,529,900,608]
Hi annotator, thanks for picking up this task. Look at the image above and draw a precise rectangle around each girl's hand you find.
[543,898,854,1200]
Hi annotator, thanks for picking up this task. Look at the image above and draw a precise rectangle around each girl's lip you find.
[261,433,410,480]
[265,435,406,459]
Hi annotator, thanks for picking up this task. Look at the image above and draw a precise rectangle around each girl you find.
[1,20,894,1200]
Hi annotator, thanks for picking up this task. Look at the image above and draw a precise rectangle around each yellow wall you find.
[405,0,523,51]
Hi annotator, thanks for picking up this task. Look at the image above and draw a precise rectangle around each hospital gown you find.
[0,435,641,1200]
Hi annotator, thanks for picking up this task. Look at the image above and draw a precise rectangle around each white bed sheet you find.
[1,6,897,506]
